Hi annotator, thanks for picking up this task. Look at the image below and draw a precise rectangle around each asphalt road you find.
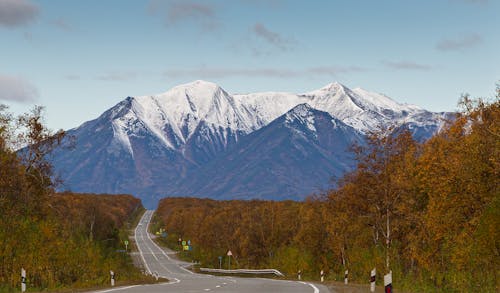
[94,210,331,293]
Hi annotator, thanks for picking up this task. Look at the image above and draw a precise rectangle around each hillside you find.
[153,96,499,292]
[48,81,451,207]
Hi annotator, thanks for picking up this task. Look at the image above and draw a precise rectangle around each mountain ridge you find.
[51,80,452,207]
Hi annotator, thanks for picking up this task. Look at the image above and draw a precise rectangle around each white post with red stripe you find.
[384,271,392,293]
[21,268,26,292]
[370,268,376,292]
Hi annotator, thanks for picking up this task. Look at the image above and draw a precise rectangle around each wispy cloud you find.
[252,23,295,51]
[0,0,39,28]
[453,0,488,5]
[383,60,432,71]
[164,65,367,79]
[49,17,74,31]
[64,74,81,81]
[148,0,219,30]
[308,66,367,75]
[0,74,38,103]
[435,33,483,51]
[96,72,137,82]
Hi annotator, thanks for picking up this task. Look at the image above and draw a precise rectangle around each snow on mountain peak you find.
[320,81,347,92]
[285,103,317,134]
[108,80,259,151]
[352,87,422,113]
[104,80,444,153]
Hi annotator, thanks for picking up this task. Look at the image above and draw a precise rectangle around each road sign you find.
[124,240,129,251]
[218,256,222,269]
[182,240,186,246]
[188,240,191,245]
[227,250,232,270]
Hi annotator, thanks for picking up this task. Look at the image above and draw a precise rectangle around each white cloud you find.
[0,0,39,28]
[96,72,137,82]
[148,0,219,30]
[0,74,38,103]
[253,23,295,51]
[164,65,367,79]
[436,33,483,51]
[383,61,432,71]
[49,18,74,31]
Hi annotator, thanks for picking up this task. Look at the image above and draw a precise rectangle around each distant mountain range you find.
[49,80,451,208]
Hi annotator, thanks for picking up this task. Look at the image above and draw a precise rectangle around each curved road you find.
[95,210,330,293]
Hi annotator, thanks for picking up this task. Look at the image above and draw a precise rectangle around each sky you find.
[1,0,499,131]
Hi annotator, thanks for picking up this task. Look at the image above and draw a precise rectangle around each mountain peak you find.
[284,103,319,133]
[319,81,348,92]
[287,103,314,116]
[167,80,222,96]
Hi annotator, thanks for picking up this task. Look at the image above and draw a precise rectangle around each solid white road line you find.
[93,285,141,293]
[299,281,320,293]
[146,211,195,275]
[134,214,152,275]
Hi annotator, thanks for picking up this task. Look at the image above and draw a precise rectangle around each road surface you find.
[94,210,330,293]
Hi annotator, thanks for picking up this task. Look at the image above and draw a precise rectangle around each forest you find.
[155,93,499,292]
[0,106,152,292]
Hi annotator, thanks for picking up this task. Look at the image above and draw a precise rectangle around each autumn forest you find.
[0,89,498,292]
[0,107,153,291]
[154,93,499,292]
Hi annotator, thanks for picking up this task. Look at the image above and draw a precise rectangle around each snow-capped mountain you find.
[49,80,451,207]
[168,104,365,200]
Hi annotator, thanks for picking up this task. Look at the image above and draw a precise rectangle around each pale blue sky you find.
[1,0,498,130]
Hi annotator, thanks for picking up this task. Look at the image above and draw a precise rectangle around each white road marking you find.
[299,281,320,293]
[134,215,152,275]
[145,212,195,275]
[93,285,140,293]
[216,285,221,288]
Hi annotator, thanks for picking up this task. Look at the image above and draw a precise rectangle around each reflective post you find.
[21,268,26,292]
[370,268,376,292]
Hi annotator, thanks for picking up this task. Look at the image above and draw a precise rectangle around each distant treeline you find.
[0,106,150,291]
[155,94,499,291]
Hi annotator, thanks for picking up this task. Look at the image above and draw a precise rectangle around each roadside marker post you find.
[384,271,392,293]
[320,270,324,282]
[370,268,376,292]
[110,270,115,287]
[344,269,348,284]
[297,269,302,280]
[124,240,129,251]
[218,256,222,269]
[21,268,26,292]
